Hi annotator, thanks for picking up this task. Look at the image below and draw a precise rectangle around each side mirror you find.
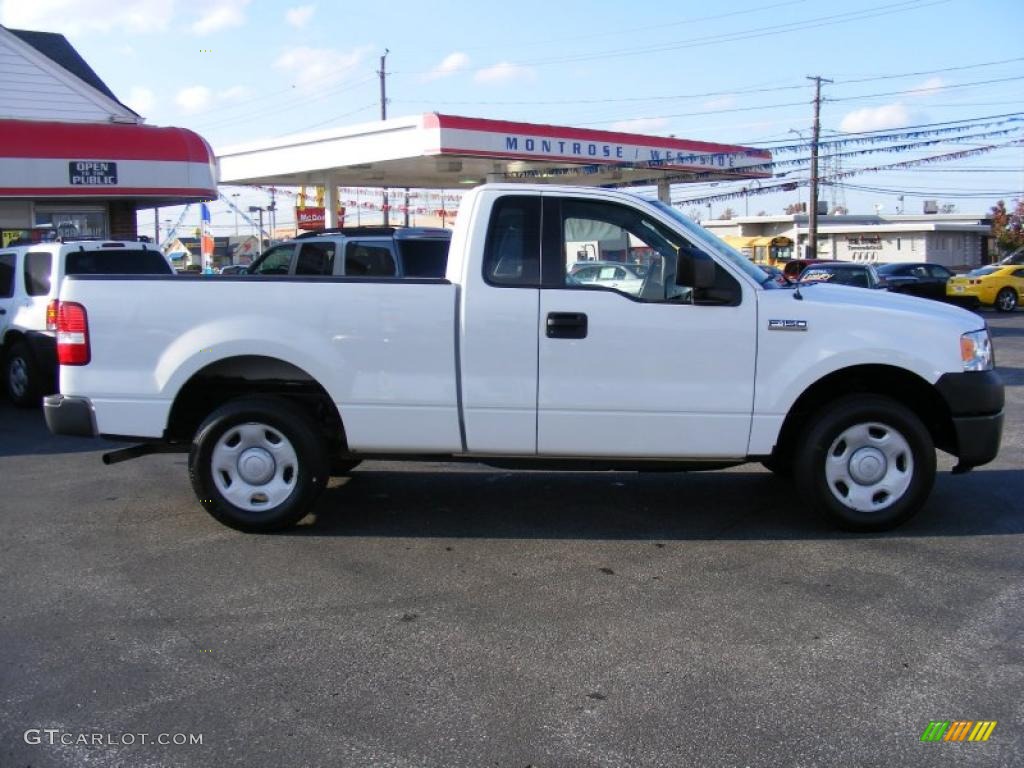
[676,250,716,290]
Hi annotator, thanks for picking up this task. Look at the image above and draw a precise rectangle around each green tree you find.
[991,199,1024,252]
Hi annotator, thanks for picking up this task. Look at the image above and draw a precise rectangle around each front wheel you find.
[189,396,329,532]
[995,287,1018,312]
[794,395,935,532]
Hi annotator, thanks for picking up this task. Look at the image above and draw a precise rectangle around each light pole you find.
[248,206,265,255]
[788,128,809,214]
[231,193,240,236]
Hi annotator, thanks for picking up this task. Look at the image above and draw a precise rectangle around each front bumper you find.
[43,394,97,438]
[935,370,1004,469]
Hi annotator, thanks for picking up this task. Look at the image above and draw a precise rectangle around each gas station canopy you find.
[217,113,772,190]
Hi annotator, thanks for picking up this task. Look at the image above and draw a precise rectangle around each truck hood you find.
[765,283,986,333]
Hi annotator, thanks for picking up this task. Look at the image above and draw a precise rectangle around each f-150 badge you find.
[768,319,808,331]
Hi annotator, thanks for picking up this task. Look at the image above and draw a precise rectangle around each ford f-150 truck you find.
[44,184,1003,533]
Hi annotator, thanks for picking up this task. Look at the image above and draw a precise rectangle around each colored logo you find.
[921,721,997,742]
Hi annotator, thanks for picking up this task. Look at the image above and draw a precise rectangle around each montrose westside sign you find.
[428,114,772,177]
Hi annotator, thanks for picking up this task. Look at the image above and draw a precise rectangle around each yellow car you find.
[947,265,1024,312]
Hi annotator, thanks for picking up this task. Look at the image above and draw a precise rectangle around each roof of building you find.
[6,27,136,116]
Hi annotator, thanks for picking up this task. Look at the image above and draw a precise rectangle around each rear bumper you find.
[43,394,97,438]
[935,370,1004,469]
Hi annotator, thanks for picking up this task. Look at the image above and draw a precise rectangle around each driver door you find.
[537,195,757,458]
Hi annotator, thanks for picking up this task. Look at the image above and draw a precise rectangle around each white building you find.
[703,211,993,270]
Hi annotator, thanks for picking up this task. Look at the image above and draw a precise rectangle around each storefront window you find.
[33,208,107,239]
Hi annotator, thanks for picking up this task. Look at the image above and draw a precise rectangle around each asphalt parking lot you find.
[1,311,1022,768]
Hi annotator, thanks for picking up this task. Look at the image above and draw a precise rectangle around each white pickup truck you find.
[45,184,1003,533]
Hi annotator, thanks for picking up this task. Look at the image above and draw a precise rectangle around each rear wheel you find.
[4,341,40,408]
[995,287,1018,312]
[794,395,935,532]
[189,396,329,532]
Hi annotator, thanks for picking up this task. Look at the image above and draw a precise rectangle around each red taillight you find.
[56,301,90,366]
[46,299,59,331]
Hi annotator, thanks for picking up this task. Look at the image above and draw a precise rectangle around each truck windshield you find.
[648,200,775,287]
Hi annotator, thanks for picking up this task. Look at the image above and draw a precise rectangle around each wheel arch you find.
[771,363,956,461]
[165,355,347,450]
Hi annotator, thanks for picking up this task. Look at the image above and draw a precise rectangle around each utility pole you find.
[807,75,832,258]
[378,49,390,227]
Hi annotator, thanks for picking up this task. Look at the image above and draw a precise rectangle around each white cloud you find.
[285,4,315,28]
[909,76,945,98]
[218,85,252,102]
[191,0,250,35]
[0,0,174,35]
[174,84,251,114]
[176,85,212,114]
[610,117,670,134]
[125,86,156,115]
[274,46,370,92]
[473,61,536,85]
[422,52,470,81]
[703,95,736,111]
[839,103,914,133]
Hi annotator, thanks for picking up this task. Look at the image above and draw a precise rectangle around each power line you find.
[394,56,1024,109]
[394,0,947,74]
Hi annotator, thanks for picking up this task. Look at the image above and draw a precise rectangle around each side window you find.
[344,241,397,277]
[294,242,335,276]
[560,198,688,302]
[24,251,53,296]
[397,239,449,278]
[1013,268,1024,279]
[483,195,541,287]
[910,266,928,278]
[928,265,952,280]
[0,253,15,298]
[248,244,294,275]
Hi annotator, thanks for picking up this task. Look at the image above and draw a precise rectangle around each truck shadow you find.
[0,400,112,457]
[292,465,1024,541]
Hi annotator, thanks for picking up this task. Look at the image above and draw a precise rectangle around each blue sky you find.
[2,0,1022,235]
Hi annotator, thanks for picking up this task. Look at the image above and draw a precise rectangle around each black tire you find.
[189,396,329,532]
[4,341,40,408]
[794,395,935,532]
[995,287,1018,313]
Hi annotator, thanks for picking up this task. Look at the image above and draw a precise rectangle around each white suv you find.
[0,240,173,407]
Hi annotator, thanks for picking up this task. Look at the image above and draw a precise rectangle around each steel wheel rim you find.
[8,356,28,398]
[211,422,299,512]
[824,421,913,513]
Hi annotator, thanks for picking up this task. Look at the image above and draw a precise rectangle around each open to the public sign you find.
[296,206,346,230]
[68,161,118,185]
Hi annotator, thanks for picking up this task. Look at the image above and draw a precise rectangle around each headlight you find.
[960,329,994,371]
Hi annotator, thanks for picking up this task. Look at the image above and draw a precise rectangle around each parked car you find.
[798,262,885,289]
[0,240,173,406]
[568,260,647,295]
[780,258,838,282]
[757,263,787,285]
[947,265,1024,312]
[877,262,955,302]
[242,226,451,278]
[219,264,248,275]
[45,184,1002,534]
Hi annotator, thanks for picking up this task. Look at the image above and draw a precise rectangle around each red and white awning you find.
[0,119,218,203]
